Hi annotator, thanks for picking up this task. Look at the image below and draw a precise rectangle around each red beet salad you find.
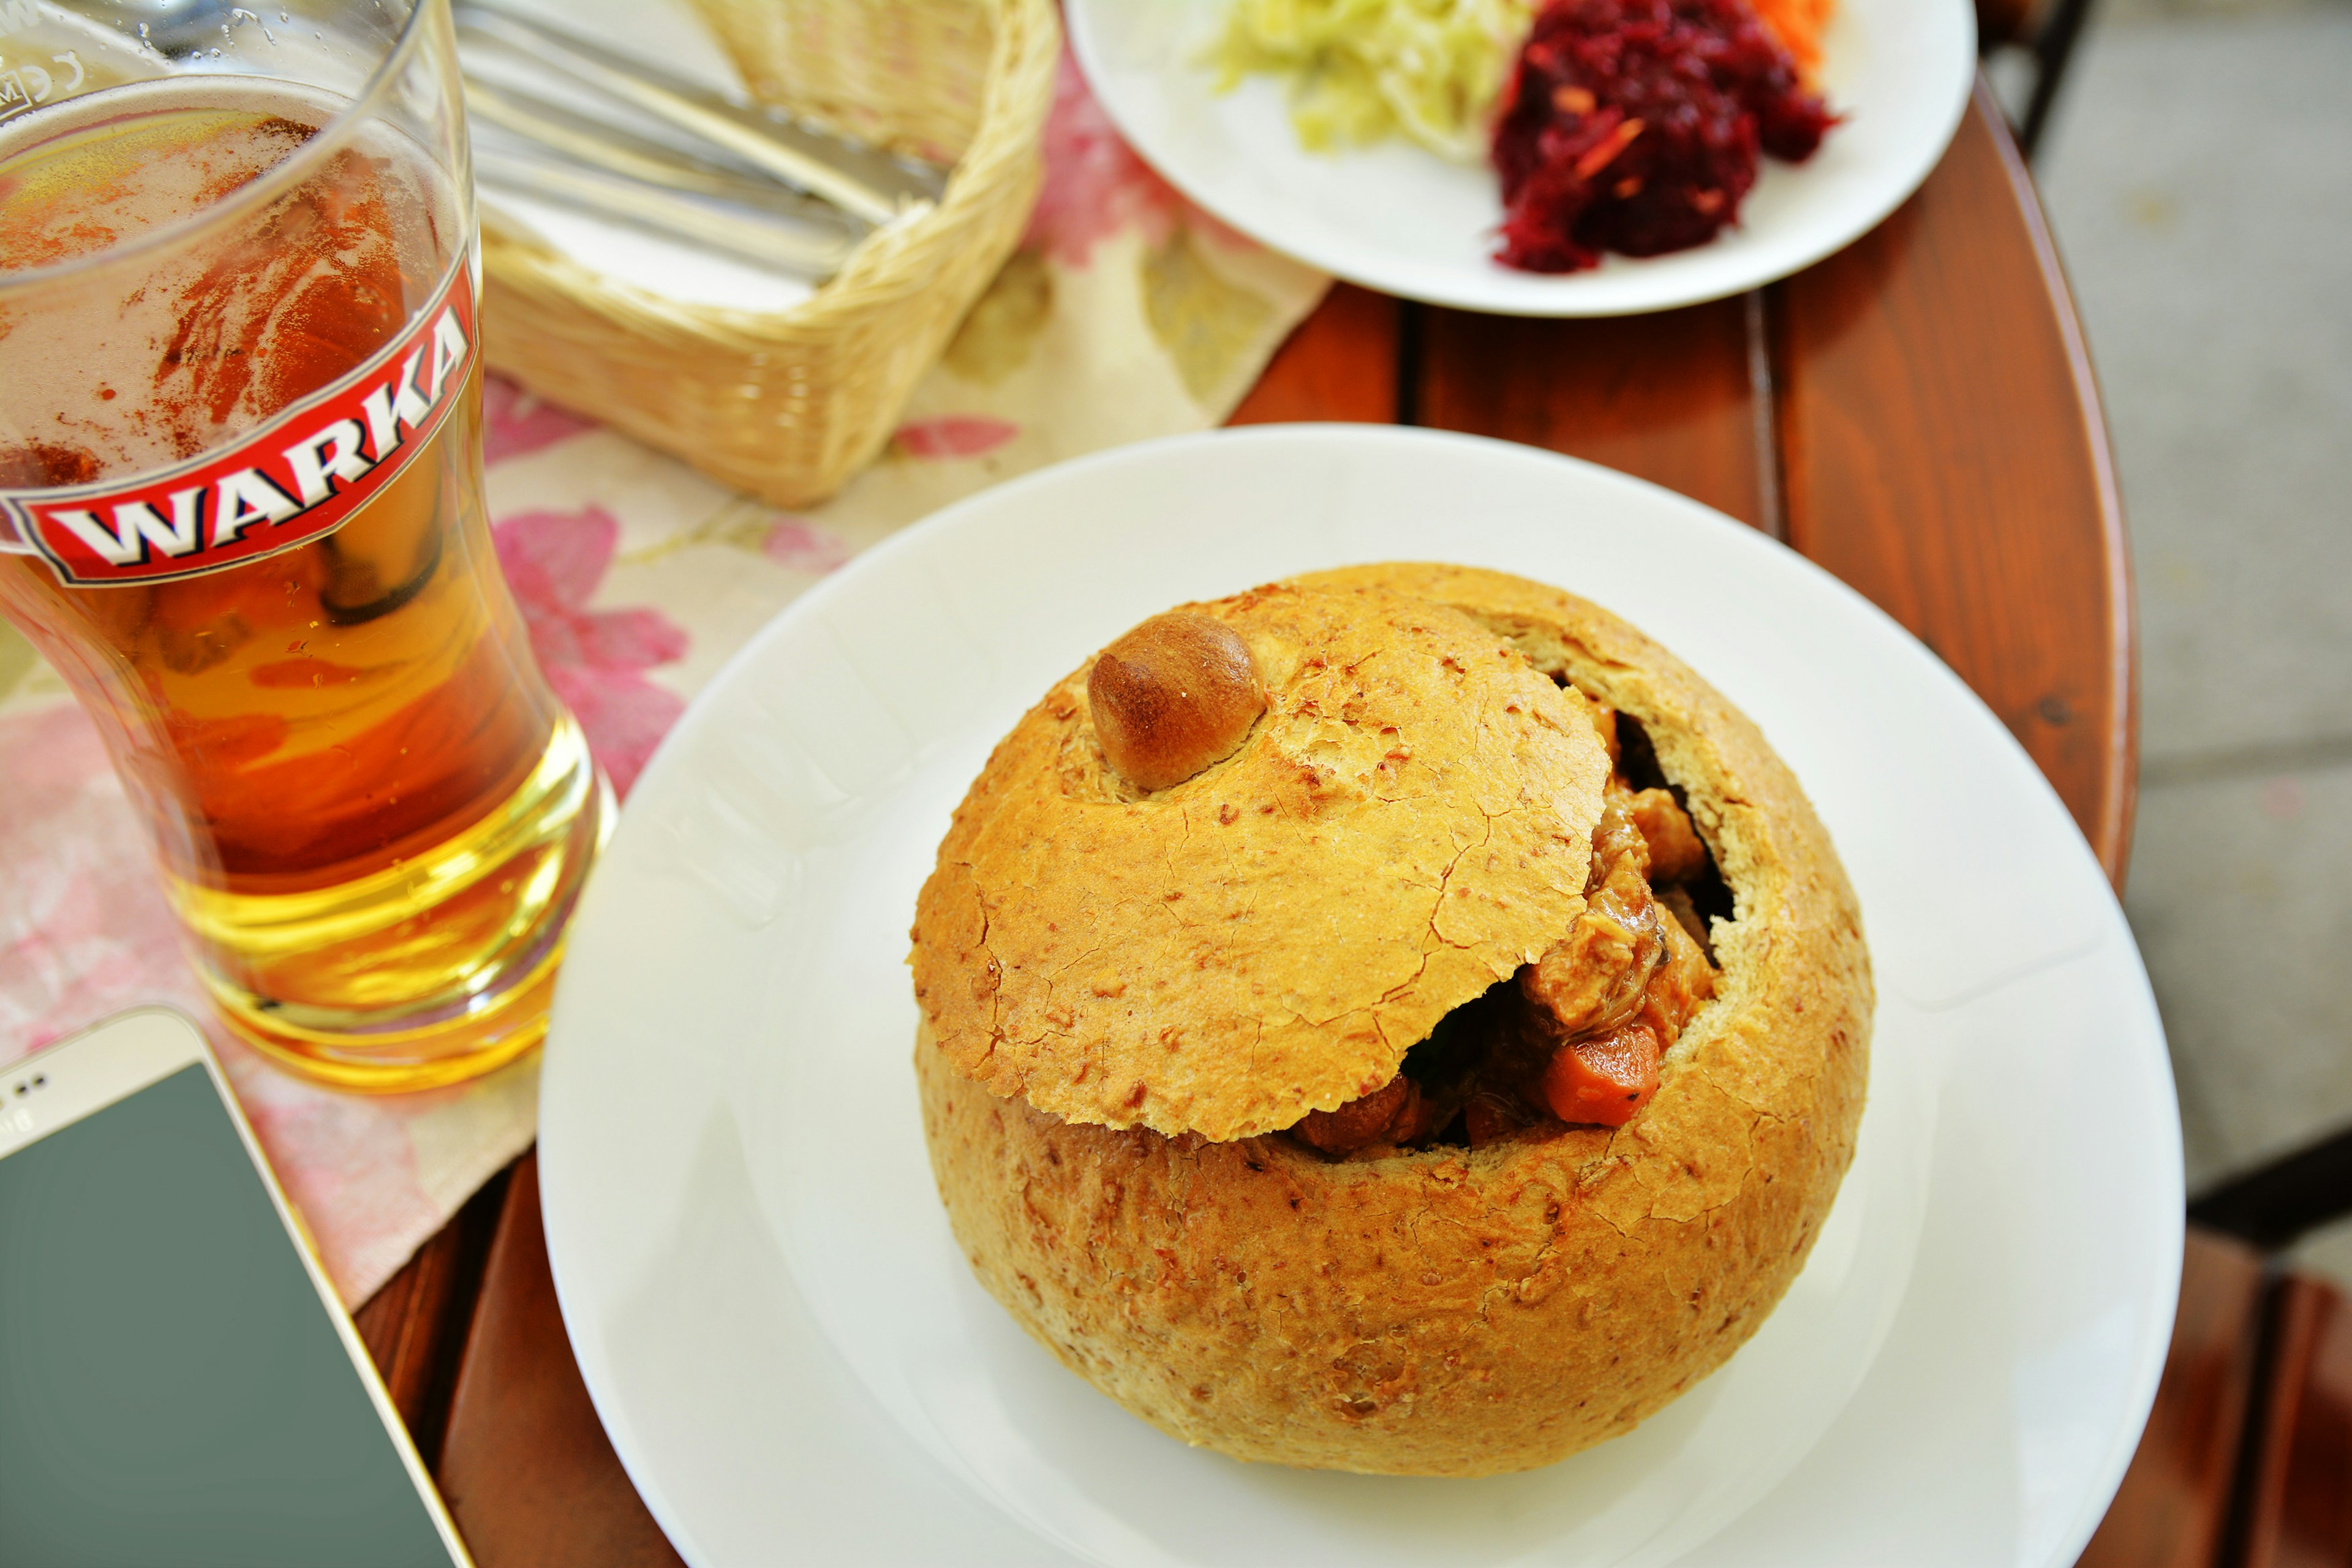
[1493,0,1839,273]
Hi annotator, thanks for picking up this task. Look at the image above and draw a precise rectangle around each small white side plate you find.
[539,427,2179,1567]
[1065,0,1976,315]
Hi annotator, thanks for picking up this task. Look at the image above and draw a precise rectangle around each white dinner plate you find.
[1064,0,1976,315]
[539,427,2180,1567]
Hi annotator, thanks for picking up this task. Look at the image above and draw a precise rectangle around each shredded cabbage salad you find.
[1205,0,1536,162]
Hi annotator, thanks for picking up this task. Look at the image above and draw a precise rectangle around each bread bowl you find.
[910,562,1871,1476]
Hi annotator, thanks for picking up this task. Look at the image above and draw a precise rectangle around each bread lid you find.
[910,579,1612,1141]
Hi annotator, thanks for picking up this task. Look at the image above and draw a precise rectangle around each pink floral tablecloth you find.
[0,50,1327,1306]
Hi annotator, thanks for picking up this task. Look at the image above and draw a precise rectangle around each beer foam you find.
[0,76,346,268]
[0,77,461,489]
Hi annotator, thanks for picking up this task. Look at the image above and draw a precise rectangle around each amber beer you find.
[0,62,604,1090]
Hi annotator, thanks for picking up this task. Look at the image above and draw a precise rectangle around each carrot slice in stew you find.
[1542,1022,1662,1128]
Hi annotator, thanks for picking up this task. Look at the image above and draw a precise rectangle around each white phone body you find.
[0,1008,474,1567]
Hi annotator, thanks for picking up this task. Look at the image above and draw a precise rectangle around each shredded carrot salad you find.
[1205,0,1833,162]
[1745,0,1834,76]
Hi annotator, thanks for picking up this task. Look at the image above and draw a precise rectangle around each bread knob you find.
[1088,612,1265,791]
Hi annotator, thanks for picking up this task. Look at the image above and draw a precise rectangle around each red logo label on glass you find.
[1,261,477,587]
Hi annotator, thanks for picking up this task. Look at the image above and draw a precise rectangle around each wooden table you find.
[355,82,2198,1566]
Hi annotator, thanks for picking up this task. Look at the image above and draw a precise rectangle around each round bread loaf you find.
[911,565,1871,1476]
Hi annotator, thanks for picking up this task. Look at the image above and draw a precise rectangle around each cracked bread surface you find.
[913,566,1871,1475]
[910,580,1613,1142]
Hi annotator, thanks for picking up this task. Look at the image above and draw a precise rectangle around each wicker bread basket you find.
[477,0,1060,507]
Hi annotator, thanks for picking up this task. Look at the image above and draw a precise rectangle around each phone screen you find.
[0,1063,461,1567]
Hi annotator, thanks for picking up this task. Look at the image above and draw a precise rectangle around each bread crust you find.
[912,580,1612,1141]
[915,568,1871,1476]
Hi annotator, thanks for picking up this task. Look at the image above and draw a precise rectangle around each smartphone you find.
[0,1008,472,1567]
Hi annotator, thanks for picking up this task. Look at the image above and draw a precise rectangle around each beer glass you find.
[0,0,606,1090]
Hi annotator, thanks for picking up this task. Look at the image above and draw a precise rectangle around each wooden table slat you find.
[1226,282,1401,426]
[2241,1273,2352,1568]
[2076,1228,2267,1568]
[352,1164,512,1470]
[1774,81,2135,884]
[434,1154,685,1568]
[1419,295,1773,534]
